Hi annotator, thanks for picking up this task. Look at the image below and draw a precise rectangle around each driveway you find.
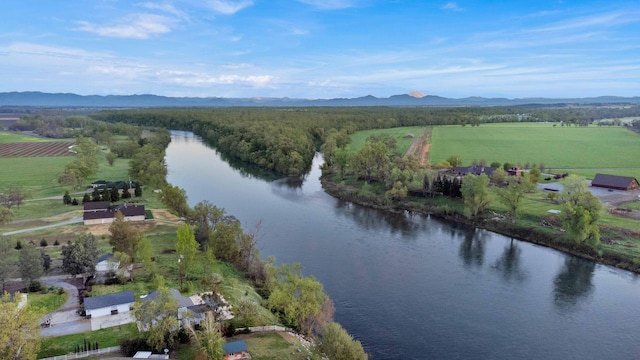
[40,276,91,337]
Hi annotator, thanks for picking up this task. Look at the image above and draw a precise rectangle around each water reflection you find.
[492,239,527,282]
[333,200,423,240]
[553,257,596,311]
[459,228,486,268]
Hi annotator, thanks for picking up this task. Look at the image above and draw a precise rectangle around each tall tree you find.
[560,176,603,245]
[0,238,17,292]
[496,179,526,222]
[0,292,41,360]
[461,174,492,219]
[318,322,368,360]
[19,242,44,287]
[175,224,198,284]
[62,234,99,276]
[267,263,332,335]
[109,210,141,260]
[161,185,189,217]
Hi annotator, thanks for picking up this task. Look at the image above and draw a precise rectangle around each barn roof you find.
[84,290,134,310]
[591,174,639,190]
[83,204,145,220]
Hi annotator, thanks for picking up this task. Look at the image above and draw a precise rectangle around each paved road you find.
[2,217,83,236]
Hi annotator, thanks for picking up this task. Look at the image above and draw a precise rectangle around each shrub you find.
[15,241,22,250]
[28,281,43,293]
[54,240,60,246]
[40,239,48,247]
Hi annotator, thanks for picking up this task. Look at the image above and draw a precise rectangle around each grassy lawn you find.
[242,332,320,360]
[347,126,425,155]
[28,290,68,318]
[38,323,138,358]
[429,123,640,178]
[620,200,640,210]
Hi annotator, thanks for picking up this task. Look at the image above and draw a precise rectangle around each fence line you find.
[235,325,291,333]
[38,345,121,360]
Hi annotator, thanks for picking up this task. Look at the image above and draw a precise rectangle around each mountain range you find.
[1,91,639,108]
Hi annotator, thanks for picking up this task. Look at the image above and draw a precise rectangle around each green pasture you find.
[429,123,640,175]
[597,117,640,124]
[347,126,425,155]
[0,156,76,197]
[0,132,54,143]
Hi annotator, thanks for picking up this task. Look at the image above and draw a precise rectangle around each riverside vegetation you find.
[89,106,640,272]
[0,116,366,359]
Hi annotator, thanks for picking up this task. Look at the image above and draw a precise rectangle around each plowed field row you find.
[0,141,74,157]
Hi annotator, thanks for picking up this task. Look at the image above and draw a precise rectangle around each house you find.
[83,202,146,225]
[84,290,135,330]
[223,340,251,360]
[96,253,119,273]
[452,165,496,177]
[508,166,522,177]
[591,174,640,191]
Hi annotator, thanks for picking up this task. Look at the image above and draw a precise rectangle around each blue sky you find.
[1,0,639,98]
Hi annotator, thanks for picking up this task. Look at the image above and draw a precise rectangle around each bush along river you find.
[165,131,640,359]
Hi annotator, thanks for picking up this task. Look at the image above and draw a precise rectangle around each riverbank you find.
[320,169,640,274]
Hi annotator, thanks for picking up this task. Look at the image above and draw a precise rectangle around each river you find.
[165,131,640,359]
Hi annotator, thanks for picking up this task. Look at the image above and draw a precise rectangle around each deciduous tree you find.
[0,291,41,360]
[267,263,331,335]
[109,211,141,261]
[176,224,198,282]
[560,175,602,245]
[461,174,492,219]
[161,185,189,217]
[19,242,44,287]
[62,234,98,276]
[0,238,17,292]
[317,322,368,360]
[496,179,526,222]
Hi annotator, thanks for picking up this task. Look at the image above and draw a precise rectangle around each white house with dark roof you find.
[84,290,135,330]
[96,253,119,273]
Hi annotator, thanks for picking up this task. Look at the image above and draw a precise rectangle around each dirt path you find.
[405,128,432,166]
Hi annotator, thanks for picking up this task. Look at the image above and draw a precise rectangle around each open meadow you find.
[429,123,640,179]
[347,126,425,155]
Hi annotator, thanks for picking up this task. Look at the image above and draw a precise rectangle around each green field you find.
[0,132,54,143]
[429,123,640,178]
[347,126,425,155]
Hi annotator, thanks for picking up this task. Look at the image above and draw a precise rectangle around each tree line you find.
[91,105,640,177]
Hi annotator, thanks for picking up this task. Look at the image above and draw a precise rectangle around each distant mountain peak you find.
[408,90,426,98]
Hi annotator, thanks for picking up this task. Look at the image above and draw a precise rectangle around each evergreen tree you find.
[91,187,101,202]
[134,182,142,197]
[110,187,120,202]
[82,193,90,204]
[63,191,72,205]
[122,181,131,199]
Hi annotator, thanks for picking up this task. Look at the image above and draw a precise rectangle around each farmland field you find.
[0,141,74,157]
[429,123,640,178]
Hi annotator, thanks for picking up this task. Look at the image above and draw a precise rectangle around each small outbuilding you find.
[591,174,640,191]
[223,340,251,360]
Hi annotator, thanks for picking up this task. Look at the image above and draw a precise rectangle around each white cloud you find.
[203,0,253,15]
[75,13,177,39]
[140,2,190,21]
[441,2,463,12]
[297,0,358,10]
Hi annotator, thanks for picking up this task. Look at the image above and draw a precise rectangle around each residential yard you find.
[38,323,139,358]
